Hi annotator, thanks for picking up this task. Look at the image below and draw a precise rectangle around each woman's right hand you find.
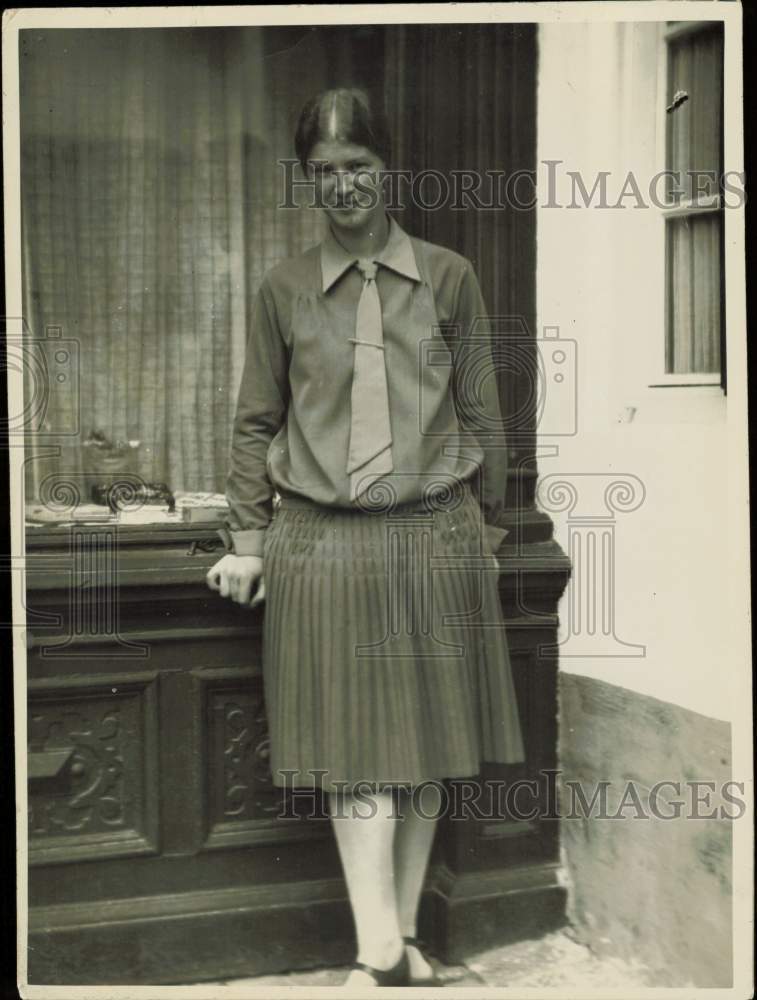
[206,554,265,607]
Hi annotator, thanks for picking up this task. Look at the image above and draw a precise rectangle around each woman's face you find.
[307,138,386,234]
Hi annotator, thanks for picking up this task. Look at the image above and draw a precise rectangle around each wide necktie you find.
[346,259,394,501]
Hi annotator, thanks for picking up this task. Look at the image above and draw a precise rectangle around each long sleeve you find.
[220,278,289,557]
[451,261,509,552]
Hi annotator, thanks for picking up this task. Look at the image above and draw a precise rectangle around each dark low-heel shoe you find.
[351,950,410,987]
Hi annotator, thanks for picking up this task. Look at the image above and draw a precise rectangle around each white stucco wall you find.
[536,21,747,722]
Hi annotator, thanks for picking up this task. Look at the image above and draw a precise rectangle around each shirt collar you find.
[320,214,421,293]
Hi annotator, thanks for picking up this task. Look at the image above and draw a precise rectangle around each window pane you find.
[667,25,723,202]
[666,211,722,374]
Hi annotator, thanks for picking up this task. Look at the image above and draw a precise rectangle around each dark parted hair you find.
[294,88,392,170]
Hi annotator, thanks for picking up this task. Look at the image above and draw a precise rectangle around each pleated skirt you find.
[262,483,525,792]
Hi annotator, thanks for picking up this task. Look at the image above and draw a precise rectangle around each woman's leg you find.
[327,788,404,985]
[393,782,444,979]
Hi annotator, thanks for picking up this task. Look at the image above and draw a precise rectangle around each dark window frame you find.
[661,20,726,391]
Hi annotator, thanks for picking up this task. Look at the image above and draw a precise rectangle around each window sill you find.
[618,383,726,426]
[647,377,722,389]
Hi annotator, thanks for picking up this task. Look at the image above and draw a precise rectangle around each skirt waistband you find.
[276,480,476,517]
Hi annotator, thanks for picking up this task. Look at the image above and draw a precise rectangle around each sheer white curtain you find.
[21,27,321,503]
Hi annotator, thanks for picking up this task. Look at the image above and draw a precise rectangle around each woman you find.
[207,88,525,988]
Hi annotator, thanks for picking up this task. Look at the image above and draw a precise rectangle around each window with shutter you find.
[662,21,725,389]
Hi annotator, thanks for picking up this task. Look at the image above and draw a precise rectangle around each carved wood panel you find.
[206,675,279,824]
[198,669,330,850]
[27,672,159,865]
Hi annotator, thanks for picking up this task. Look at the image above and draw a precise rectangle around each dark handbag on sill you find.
[91,481,176,513]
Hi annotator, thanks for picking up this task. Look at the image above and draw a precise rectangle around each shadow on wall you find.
[558,673,733,988]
